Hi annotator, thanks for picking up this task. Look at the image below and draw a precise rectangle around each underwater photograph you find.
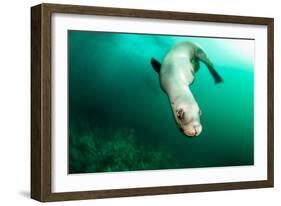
[68,30,254,174]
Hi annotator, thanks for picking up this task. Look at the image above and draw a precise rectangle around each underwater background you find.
[68,30,254,174]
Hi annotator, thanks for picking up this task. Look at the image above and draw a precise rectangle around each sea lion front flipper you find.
[195,47,223,84]
[151,58,161,74]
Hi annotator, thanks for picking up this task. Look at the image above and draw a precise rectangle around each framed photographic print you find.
[31,3,274,202]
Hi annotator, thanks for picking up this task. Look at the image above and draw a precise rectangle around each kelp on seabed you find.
[69,128,179,173]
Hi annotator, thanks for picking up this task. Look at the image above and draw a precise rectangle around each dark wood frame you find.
[31,3,274,202]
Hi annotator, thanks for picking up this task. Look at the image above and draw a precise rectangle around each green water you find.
[68,31,254,174]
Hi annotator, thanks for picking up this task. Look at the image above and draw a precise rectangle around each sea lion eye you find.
[176,108,185,120]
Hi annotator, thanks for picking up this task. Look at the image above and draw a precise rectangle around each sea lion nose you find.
[183,128,197,137]
[182,124,202,137]
[193,124,202,136]
[194,129,198,136]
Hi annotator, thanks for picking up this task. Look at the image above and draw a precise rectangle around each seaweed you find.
[69,128,179,174]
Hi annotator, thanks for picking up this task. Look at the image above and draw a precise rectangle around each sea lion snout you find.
[175,103,202,137]
[182,122,202,137]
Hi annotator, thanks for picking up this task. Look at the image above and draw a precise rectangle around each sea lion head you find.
[172,101,202,137]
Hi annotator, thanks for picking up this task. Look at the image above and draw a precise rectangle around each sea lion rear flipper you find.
[195,47,223,84]
[151,58,161,74]
[206,65,223,84]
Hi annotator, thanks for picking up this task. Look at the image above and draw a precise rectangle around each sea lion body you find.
[151,41,223,137]
[160,42,198,92]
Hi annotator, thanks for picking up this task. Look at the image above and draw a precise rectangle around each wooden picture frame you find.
[31,3,274,202]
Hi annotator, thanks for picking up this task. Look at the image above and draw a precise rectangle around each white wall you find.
[0,0,279,205]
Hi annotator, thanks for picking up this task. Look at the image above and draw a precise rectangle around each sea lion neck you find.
[167,83,196,106]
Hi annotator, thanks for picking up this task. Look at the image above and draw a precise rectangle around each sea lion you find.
[151,41,223,137]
